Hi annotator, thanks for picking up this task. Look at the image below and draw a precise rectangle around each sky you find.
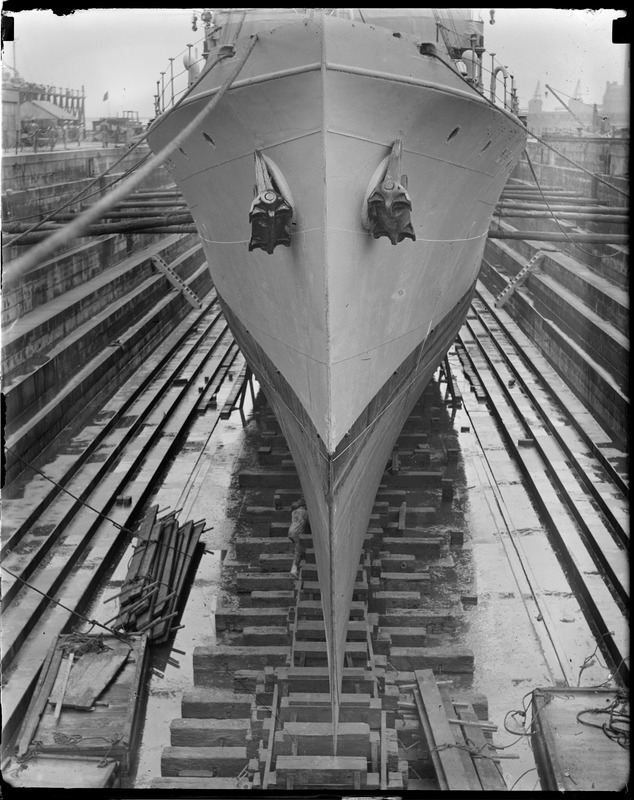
[2,7,629,121]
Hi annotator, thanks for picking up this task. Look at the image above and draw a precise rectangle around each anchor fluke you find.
[366,140,416,245]
[248,150,293,254]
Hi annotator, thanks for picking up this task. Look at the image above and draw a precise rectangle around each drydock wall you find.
[2,147,212,483]
[480,153,628,449]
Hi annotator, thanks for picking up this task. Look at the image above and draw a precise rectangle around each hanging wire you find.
[3,35,259,287]
[424,40,628,201]
[508,766,538,791]
[4,33,244,250]
[4,447,207,566]
[0,562,134,641]
[523,148,626,259]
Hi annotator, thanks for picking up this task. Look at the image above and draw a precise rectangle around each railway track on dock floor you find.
[456,283,629,684]
[1,291,246,747]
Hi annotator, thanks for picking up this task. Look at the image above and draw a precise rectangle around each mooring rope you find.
[3,34,258,288]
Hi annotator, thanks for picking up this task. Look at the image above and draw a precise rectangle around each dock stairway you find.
[2,229,212,483]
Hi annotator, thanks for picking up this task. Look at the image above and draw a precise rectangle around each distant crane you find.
[545,84,591,132]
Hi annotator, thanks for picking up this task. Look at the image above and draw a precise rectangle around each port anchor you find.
[249,150,293,254]
[366,140,416,245]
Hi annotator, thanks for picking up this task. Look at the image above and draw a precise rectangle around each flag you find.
[103,91,109,102]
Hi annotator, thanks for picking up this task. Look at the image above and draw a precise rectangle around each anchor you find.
[248,150,293,255]
[366,140,416,245]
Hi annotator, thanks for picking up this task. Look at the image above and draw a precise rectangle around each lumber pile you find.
[108,506,205,643]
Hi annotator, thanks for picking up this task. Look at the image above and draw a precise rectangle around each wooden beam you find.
[16,642,63,757]
[414,670,478,791]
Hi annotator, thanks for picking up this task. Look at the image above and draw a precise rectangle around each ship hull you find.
[149,12,525,709]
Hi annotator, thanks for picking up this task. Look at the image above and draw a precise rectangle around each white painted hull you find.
[149,11,526,717]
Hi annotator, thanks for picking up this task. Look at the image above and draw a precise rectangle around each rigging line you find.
[5,446,134,537]
[6,31,234,235]
[523,149,626,260]
[4,446,204,564]
[0,562,133,643]
[4,40,251,261]
[426,50,628,200]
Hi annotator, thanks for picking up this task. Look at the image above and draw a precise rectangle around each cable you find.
[508,766,537,791]
[523,149,625,259]
[3,35,258,285]
[3,40,249,262]
[0,562,132,641]
[576,692,629,749]
[425,47,628,200]
[4,447,208,569]
[5,446,136,537]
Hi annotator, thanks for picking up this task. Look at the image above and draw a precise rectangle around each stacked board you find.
[111,505,205,643]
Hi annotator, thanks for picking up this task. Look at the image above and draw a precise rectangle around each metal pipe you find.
[488,229,628,244]
[494,210,628,224]
[500,196,603,206]
[6,213,193,233]
[4,225,198,245]
[497,202,629,214]
[501,190,582,198]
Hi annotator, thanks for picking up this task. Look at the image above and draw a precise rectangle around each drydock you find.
[1,135,629,791]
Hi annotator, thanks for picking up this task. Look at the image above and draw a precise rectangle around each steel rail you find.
[464,309,628,608]
[1,327,242,746]
[473,287,629,533]
[2,312,228,624]
[3,293,220,558]
[457,305,628,684]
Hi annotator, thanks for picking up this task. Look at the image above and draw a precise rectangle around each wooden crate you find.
[2,754,119,789]
[16,634,148,775]
[531,687,629,791]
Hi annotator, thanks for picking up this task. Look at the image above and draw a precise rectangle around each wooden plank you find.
[414,670,476,791]
[455,703,506,790]
[119,505,159,606]
[54,652,74,720]
[397,502,407,531]
[168,521,193,596]
[53,649,130,709]
[16,639,62,757]
[6,754,118,788]
[154,520,182,616]
[275,755,367,785]
[380,710,387,790]
[135,520,172,631]
[438,684,482,788]
[154,520,202,643]
[220,361,248,418]
[261,681,279,790]
[122,635,148,763]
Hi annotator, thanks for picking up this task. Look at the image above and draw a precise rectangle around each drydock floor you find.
[73,338,622,791]
[3,288,627,792]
